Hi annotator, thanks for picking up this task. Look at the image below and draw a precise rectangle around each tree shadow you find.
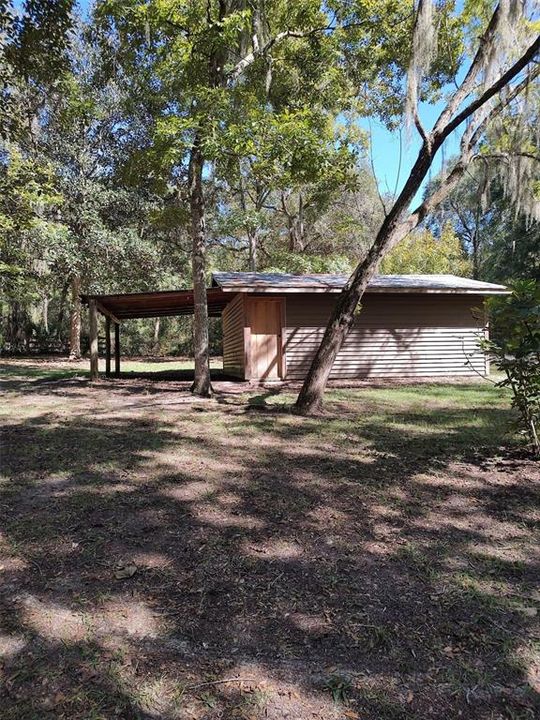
[1,381,538,719]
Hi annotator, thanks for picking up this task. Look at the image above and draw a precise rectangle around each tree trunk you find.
[295,143,439,414]
[55,281,69,339]
[69,275,82,359]
[294,224,403,414]
[283,192,305,253]
[188,138,212,397]
[471,229,480,279]
[248,228,257,271]
[89,299,99,381]
[152,317,161,354]
[237,159,258,271]
[297,192,305,251]
[8,302,28,351]
[42,295,49,334]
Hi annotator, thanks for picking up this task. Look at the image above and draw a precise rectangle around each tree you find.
[96,0,387,395]
[426,81,539,283]
[0,146,63,350]
[427,167,540,282]
[212,161,381,272]
[1,0,76,351]
[380,222,471,275]
[1,0,75,139]
[482,212,540,283]
[481,280,540,455]
[425,166,491,278]
[295,0,540,414]
[0,15,174,356]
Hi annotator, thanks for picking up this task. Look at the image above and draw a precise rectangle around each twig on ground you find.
[185,677,258,691]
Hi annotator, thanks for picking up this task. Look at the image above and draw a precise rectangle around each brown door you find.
[249,298,283,380]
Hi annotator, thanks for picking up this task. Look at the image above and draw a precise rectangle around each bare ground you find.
[0,358,539,719]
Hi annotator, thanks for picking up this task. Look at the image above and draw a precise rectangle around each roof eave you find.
[364,287,510,295]
[220,286,510,295]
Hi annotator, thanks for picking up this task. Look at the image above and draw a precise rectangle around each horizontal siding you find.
[285,293,487,379]
[222,293,245,378]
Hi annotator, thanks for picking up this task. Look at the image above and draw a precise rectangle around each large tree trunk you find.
[69,275,81,359]
[295,143,441,415]
[188,138,212,397]
[294,225,404,414]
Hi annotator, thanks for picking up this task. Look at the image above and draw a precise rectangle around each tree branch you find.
[405,64,539,236]
[412,106,430,147]
[439,35,540,142]
[227,26,330,82]
[477,152,540,163]
[434,4,503,133]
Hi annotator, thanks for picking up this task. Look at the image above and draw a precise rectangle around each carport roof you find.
[81,286,230,321]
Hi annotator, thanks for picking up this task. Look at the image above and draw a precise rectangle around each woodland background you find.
[1,0,538,359]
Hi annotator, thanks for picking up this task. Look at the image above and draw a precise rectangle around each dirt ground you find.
[1,357,539,719]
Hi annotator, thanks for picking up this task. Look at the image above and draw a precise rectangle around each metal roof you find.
[81,287,230,320]
[82,272,509,322]
[212,272,509,295]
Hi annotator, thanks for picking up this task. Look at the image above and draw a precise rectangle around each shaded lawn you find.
[0,360,538,719]
[0,356,224,382]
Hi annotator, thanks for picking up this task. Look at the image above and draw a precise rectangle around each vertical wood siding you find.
[222,293,245,377]
[284,293,487,379]
[246,297,283,380]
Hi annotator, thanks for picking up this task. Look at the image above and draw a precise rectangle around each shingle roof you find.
[212,272,509,295]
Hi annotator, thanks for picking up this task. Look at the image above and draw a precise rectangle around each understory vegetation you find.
[481,281,540,455]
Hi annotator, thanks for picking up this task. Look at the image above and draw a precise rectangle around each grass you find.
[0,358,538,720]
[0,355,223,381]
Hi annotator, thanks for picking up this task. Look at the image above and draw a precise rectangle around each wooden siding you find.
[285,293,487,379]
[222,293,245,378]
[246,297,283,380]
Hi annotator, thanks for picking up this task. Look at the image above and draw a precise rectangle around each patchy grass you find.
[0,355,223,382]
[0,358,538,720]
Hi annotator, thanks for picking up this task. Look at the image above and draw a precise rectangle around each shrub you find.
[481,280,540,454]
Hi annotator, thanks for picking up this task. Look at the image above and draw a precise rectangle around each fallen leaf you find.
[114,562,138,580]
[516,606,537,617]
[406,690,414,704]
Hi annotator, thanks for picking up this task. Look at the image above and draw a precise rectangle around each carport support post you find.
[105,316,111,377]
[114,322,120,377]
[89,299,99,380]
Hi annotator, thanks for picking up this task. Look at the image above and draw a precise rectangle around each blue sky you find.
[360,101,463,208]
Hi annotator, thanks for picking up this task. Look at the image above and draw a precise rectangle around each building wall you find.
[222,293,245,377]
[284,293,487,379]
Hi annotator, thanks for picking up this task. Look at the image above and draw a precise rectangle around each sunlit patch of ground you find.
[1,357,538,719]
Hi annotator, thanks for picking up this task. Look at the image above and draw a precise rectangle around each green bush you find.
[481,280,540,454]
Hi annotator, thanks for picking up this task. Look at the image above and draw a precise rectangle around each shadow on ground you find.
[1,372,538,719]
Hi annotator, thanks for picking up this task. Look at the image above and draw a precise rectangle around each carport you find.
[81,287,230,380]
